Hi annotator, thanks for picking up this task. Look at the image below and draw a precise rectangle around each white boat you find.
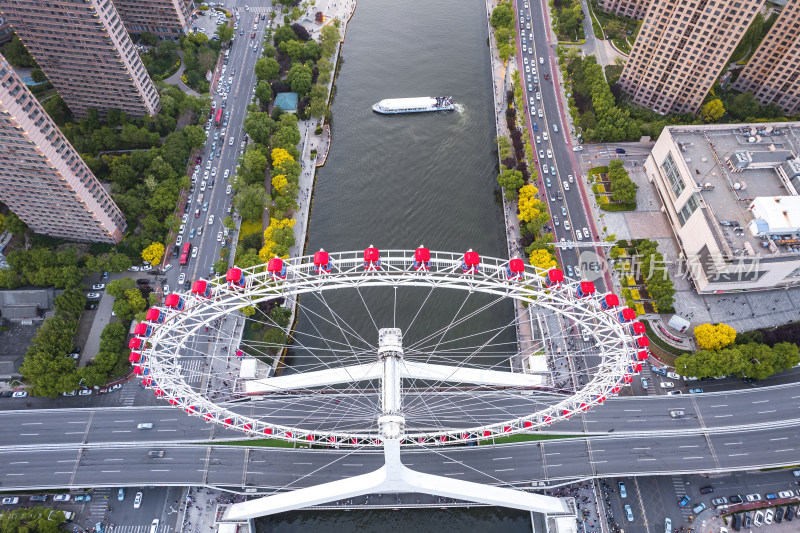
[372,96,455,114]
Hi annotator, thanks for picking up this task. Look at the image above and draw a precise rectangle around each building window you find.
[677,193,700,226]
[661,151,685,197]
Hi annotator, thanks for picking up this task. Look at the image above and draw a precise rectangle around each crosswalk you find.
[180,357,207,384]
[110,525,173,533]
[88,487,110,518]
[671,475,692,520]
[119,383,138,407]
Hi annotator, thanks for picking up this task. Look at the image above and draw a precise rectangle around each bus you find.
[215,108,223,127]
[179,242,192,266]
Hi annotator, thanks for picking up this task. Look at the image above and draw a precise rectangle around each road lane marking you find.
[679,445,699,448]
[546,452,560,456]
[623,409,641,412]
[104,459,124,462]
[150,469,170,472]
[157,429,177,432]
[9,461,28,464]
[64,432,84,434]
[292,463,312,465]
[770,437,788,441]
[6,473,24,476]
[20,433,39,436]
[57,460,76,463]
[111,430,131,433]
[444,473,464,476]
[751,400,769,404]
[159,419,178,422]
[54,472,72,474]
[729,453,749,457]
[775,449,794,453]
[714,415,733,418]
[22,423,42,425]
[495,468,515,472]
[67,421,85,424]
[724,442,742,445]
[492,457,513,461]
[632,447,650,450]
[114,420,134,423]
[591,460,607,464]
[710,404,728,408]
[638,458,657,461]
[683,456,704,459]
[343,464,363,467]
[101,470,121,473]
[757,410,776,414]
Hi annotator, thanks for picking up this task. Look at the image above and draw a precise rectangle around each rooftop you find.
[670,123,800,257]
[273,92,298,112]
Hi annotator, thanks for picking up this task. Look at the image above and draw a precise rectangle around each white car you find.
[134,492,143,509]
[181,213,188,223]
[12,391,27,398]
[228,76,233,84]
[176,235,183,246]
[563,181,569,191]
[87,292,101,299]
[539,150,544,159]
[128,266,140,272]
[583,228,590,239]
[572,146,584,152]
[543,132,549,141]
[92,284,106,290]
[226,185,232,194]
[178,273,186,285]
[529,97,534,106]
[78,389,92,396]
[667,371,681,380]
[229,137,234,146]
[536,136,540,144]
[547,149,552,159]
[204,170,209,180]
[191,247,198,258]
[538,109,543,118]
[53,494,71,502]
[206,161,211,170]
[539,56,544,64]
[563,220,570,231]
[660,382,675,389]
[211,167,217,177]
[208,215,215,225]
[536,92,541,101]
[223,169,230,179]
[200,181,207,192]
[178,224,185,235]
[217,231,223,242]
[1,497,19,505]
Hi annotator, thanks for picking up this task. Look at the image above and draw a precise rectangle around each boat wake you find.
[454,103,466,113]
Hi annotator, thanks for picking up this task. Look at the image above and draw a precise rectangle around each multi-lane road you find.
[2,382,799,490]
[516,0,607,288]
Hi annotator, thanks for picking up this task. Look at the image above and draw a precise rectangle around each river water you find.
[255,0,532,529]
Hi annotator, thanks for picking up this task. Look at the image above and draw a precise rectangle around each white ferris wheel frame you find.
[138,249,644,448]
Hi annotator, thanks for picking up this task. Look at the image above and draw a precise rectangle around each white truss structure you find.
[137,249,645,448]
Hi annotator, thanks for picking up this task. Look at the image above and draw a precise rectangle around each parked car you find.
[134,491,143,508]
[1,497,19,505]
[29,495,48,502]
[711,497,727,506]
[699,486,714,495]
[53,494,71,502]
[74,494,91,502]
[679,495,691,508]
[92,284,106,290]
[692,503,706,514]
[618,482,627,498]
[689,388,704,394]
[746,494,761,502]
[660,382,675,389]
[86,292,101,299]
[624,504,634,522]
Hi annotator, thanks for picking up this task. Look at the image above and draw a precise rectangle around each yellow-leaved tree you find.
[271,174,289,195]
[528,249,557,274]
[258,218,297,261]
[141,242,165,266]
[517,184,545,222]
[271,148,294,168]
[693,323,737,351]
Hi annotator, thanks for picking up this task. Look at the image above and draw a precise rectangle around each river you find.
[255,0,532,529]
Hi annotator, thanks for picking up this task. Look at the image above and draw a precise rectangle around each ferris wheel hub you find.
[378,415,406,440]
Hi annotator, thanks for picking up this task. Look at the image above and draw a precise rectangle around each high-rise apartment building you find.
[0,54,126,243]
[732,0,800,115]
[598,0,649,20]
[0,0,161,118]
[113,0,192,38]
[618,0,764,115]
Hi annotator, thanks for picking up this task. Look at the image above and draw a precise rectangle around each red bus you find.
[179,242,192,266]
[215,108,223,127]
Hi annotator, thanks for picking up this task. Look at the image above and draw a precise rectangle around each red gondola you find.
[133,365,143,375]
[186,405,196,413]
[562,409,572,418]
[145,308,164,324]
[544,416,552,424]
[223,418,232,426]
[545,268,564,288]
[576,281,596,298]
[601,294,620,310]
[236,349,244,357]
[264,428,273,435]
[142,376,153,387]
[523,421,533,428]
[307,434,315,441]
[461,249,480,274]
[580,403,590,411]
[636,350,649,361]
[191,280,212,298]
[128,338,142,349]
[164,294,185,311]
[168,398,179,406]
[483,430,492,437]
[413,246,431,270]
[226,267,246,288]
[129,351,141,363]
[617,307,636,323]
[313,249,332,273]
[629,321,646,336]
[506,258,525,280]
[363,246,381,271]
[204,413,213,421]
[134,322,152,337]
[267,257,287,279]
[623,374,633,383]
[243,424,252,431]
[634,336,649,349]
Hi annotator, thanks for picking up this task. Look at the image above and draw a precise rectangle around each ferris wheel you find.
[131,247,650,448]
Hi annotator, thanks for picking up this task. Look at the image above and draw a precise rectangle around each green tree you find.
[223,216,236,230]
[214,259,229,274]
[244,112,276,145]
[496,136,512,160]
[184,124,207,150]
[54,289,86,318]
[255,80,273,105]
[216,24,234,42]
[490,1,514,29]
[107,277,136,298]
[2,36,37,67]
[497,166,524,200]
[727,92,760,120]
[700,99,725,122]
[273,24,298,47]
[30,68,47,83]
[262,327,287,355]
[234,184,267,221]
[255,57,280,81]
[3,211,27,235]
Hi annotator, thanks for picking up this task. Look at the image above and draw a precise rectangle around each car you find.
[766,493,778,500]
[692,502,706,514]
[563,181,569,191]
[689,388,704,394]
[667,390,682,395]
[679,495,691,508]
[542,164,549,174]
[200,181,207,192]
[711,497,727,506]
[660,381,674,389]
[553,124,558,132]
[137,422,153,429]
[640,377,649,389]
[573,146,584,152]
[134,491,143,508]
[1,497,19,505]
[779,490,794,498]
[743,513,752,528]
[12,391,27,398]
[563,220,571,231]
[539,149,544,159]
[699,486,714,495]
[539,56,544,64]
[208,215,215,225]
[79,389,92,396]
[619,482,627,498]
[666,371,681,380]
[178,224,185,235]
[535,136,540,144]
[217,231,223,242]
[87,292,101,299]
[211,167,217,177]
[150,519,160,533]
[148,450,165,458]
[550,167,555,176]
[553,216,560,226]
[729,495,743,504]
[206,161,211,170]
[110,384,123,391]
[226,185,232,194]
[189,228,195,239]
[652,365,667,376]
[560,206,567,216]
[543,132,549,141]
[535,92,541,101]
[128,265,140,272]
[787,506,796,520]
[53,494,71,502]
[192,247,198,258]
[29,495,48,502]
[664,518,672,533]
[92,283,106,290]
[624,504,634,522]
[141,264,151,271]
[793,469,800,477]
[87,303,97,309]
[547,149,552,159]
[582,228,589,239]
[62,390,78,397]
[746,493,761,502]
[74,494,91,502]
[178,273,186,285]
[753,511,764,527]
[616,148,626,154]
[195,208,200,218]
[776,507,784,523]
[566,265,573,277]
[176,235,183,246]
[556,190,562,200]
[545,178,552,187]
[102,270,109,279]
